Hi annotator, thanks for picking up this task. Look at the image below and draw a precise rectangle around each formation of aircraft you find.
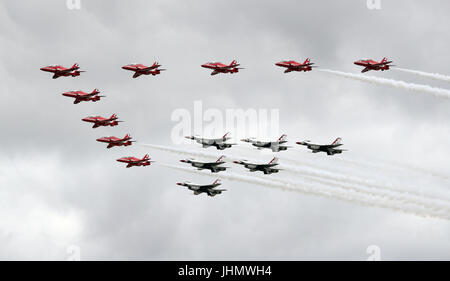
[177,179,226,197]
[41,58,358,196]
[354,57,394,73]
[82,114,122,128]
[122,62,166,78]
[275,58,316,73]
[40,63,84,79]
[296,137,346,155]
[180,155,228,173]
[96,134,135,149]
[241,134,290,152]
[62,88,104,104]
[185,132,236,150]
[116,154,152,168]
[41,57,395,81]
[234,157,281,175]
[201,60,244,75]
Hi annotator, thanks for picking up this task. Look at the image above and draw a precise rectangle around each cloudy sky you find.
[0,0,449,260]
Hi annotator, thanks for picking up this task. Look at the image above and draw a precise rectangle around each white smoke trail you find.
[318,69,450,99]
[278,155,450,203]
[394,68,450,83]
[162,164,450,220]
[281,163,450,207]
[143,143,450,211]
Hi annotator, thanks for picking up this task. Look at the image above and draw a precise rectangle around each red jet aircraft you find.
[122,62,166,78]
[354,57,394,73]
[82,114,122,128]
[275,58,316,73]
[40,63,84,79]
[116,154,152,168]
[96,134,135,149]
[62,89,104,104]
[201,60,243,75]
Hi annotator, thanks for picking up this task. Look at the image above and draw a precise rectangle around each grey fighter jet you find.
[241,134,290,152]
[180,155,228,173]
[233,157,281,175]
[296,137,346,155]
[185,132,236,150]
[176,179,226,197]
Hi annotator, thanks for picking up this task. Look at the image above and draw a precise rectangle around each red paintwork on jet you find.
[96,134,134,149]
[201,60,243,75]
[40,63,84,79]
[62,88,104,104]
[82,114,122,128]
[122,62,165,78]
[116,154,152,168]
[354,57,394,73]
[275,58,316,73]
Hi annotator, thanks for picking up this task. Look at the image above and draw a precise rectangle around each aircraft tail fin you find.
[381,57,387,63]
[222,132,230,140]
[278,134,288,142]
[213,178,221,185]
[230,60,237,66]
[92,88,100,94]
[332,137,342,145]
[143,154,150,160]
[269,157,279,165]
[72,63,79,69]
[110,113,117,120]
[304,58,310,64]
[216,155,225,162]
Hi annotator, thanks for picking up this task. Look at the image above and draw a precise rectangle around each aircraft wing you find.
[218,64,240,69]
[139,65,158,71]
[291,63,313,68]
[82,92,99,98]
[130,159,150,164]
[372,61,393,66]
[109,139,127,144]
[215,143,235,150]
[330,148,347,152]
[271,145,290,152]
[199,184,217,189]
[206,188,226,196]
[202,161,223,166]
[201,139,216,145]
[56,68,75,74]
